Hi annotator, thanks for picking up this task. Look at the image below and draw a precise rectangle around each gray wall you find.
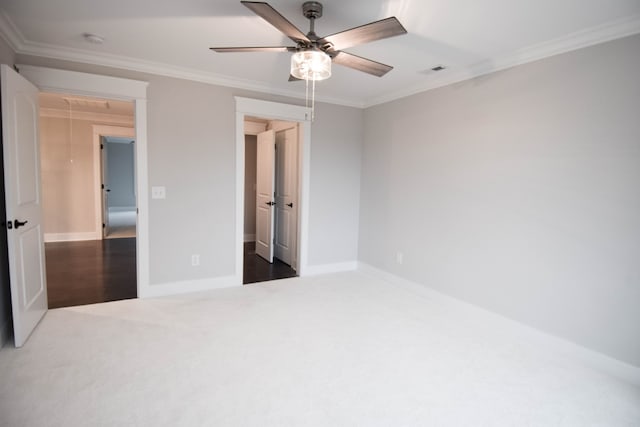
[106,140,136,208]
[360,34,640,367]
[308,103,363,265]
[16,55,363,285]
[0,36,16,347]
[244,135,257,239]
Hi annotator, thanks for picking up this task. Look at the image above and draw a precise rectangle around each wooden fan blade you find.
[332,51,393,77]
[210,46,295,53]
[241,1,310,44]
[322,17,407,51]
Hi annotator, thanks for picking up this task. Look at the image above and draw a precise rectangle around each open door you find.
[100,137,110,237]
[274,127,298,268]
[255,129,275,262]
[1,64,48,347]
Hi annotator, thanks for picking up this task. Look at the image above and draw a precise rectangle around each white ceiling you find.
[1,0,639,107]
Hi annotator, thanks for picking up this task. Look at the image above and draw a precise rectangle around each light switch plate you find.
[151,186,166,199]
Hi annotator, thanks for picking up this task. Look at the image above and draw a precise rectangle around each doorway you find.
[100,135,136,239]
[39,92,137,308]
[243,118,299,284]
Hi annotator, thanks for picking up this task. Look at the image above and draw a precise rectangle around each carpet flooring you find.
[0,272,638,426]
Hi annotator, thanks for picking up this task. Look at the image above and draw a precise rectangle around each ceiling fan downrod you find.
[302,1,323,41]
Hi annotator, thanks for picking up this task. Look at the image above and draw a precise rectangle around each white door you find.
[1,64,48,347]
[100,137,110,238]
[255,129,275,262]
[274,127,298,268]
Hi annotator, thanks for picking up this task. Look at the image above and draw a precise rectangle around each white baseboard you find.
[44,232,101,243]
[109,206,136,213]
[0,316,11,349]
[302,261,358,276]
[244,234,255,242]
[139,275,241,298]
[357,262,640,386]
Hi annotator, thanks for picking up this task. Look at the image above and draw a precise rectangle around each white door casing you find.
[255,129,275,262]
[100,137,110,238]
[1,64,48,347]
[235,97,311,283]
[17,65,149,297]
[274,126,298,268]
[91,125,135,240]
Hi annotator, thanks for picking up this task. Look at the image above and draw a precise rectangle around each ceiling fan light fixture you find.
[290,50,331,81]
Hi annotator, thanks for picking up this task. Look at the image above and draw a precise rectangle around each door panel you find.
[1,64,48,347]
[255,130,275,262]
[274,127,298,267]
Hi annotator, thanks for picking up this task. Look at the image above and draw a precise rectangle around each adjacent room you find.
[38,92,137,308]
[0,0,639,425]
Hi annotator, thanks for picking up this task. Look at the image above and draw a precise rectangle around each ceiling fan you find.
[210,1,407,80]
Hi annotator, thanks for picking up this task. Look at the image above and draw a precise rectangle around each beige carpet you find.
[0,272,638,426]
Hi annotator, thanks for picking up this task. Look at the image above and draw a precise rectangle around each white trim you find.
[364,14,640,107]
[357,262,640,386]
[40,107,134,127]
[235,97,312,282]
[1,11,638,109]
[304,261,358,276]
[19,65,150,300]
[17,65,148,101]
[139,276,240,299]
[44,232,100,243]
[244,233,256,242]
[92,125,135,239]
[109,206,136,213]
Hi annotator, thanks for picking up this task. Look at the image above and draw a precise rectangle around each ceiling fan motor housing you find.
[302,2,323,20]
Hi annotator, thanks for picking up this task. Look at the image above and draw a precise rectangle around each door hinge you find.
[100,144,104,149]
[101,184,104,189]
[102,223,106,228]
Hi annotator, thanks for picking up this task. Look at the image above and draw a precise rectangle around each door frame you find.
[17,65,150,297]
[92,125,136,239]
[235,97,311,282]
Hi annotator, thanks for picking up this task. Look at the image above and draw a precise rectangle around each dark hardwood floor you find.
[243,241,297,284]
[45,238,137,308]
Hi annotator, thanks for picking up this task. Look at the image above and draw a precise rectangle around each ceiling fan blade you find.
[332,51,393,77]
[241,1,310,44]
[322,17,407,51]
[288,74,302,82]
[210,46,295,53]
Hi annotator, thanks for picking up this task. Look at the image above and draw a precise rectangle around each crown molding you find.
[364,14,640,108]
[0,12,362,108]
[40,107,134,126]
[1,10,638,110]
[0,11,23,53]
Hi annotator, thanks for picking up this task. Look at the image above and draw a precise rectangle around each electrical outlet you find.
[191,254,200,266]
[396,252,404,265]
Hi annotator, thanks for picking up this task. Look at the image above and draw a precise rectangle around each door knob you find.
[286,202,293,208]
[14,219,28,229]
[265,201,276,206]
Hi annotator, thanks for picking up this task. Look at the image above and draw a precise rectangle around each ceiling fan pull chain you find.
[311,77,316,121]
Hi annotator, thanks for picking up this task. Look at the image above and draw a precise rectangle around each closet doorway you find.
[243,117,299,284]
